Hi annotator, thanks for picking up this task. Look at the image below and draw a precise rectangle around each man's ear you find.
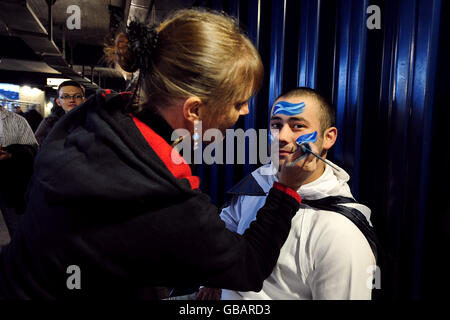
[182,96,202,122]
[55,98,62,107]
[322,127,337,151]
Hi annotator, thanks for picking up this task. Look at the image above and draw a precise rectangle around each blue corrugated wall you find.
[193,0,447,300]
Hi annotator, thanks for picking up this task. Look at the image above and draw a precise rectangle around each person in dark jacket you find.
[23,105,43,132]
[0,9,319,299]
[34,81,85,145]
[0,104,38,243]
[13,106,24,116]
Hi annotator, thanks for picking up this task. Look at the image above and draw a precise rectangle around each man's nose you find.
[278,124,292,143]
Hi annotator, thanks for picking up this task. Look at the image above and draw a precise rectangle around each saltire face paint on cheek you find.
[289,131,318,163]
[293,131,342,171]
[272,101,306,116]
[295,131,318,146]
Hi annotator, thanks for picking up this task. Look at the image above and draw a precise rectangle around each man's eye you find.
[293,124,304,129]
[270,123,281,129]
[61,95,83,100]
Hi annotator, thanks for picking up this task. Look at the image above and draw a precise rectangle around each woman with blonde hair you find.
[0,9,317,299]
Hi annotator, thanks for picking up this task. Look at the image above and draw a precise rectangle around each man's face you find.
[56,85,85,112]
[269,95,324,168]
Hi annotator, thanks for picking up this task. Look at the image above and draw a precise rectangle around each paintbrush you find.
[293,143,342,172]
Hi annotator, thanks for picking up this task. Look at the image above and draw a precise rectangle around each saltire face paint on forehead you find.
[272,101,305,116]
[269,100,306,143]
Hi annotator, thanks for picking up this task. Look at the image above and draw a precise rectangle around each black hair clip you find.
[126,20,159,73]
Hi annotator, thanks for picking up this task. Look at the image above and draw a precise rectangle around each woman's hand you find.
[196,287,222,300]
[278,143,319,190]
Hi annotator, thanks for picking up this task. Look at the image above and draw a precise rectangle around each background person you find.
[23,104,43,133]
[34,81,86,145]
[13,106,24,116]
[0,103,38,243]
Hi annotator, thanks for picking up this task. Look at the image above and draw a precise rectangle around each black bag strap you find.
[302,196,379,261]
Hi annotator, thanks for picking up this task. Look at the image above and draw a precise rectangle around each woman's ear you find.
[322,127,338,151]
[182,97,202,122]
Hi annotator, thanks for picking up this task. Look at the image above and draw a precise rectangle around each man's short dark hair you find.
[275,87,335,133]
[57,80,85,97]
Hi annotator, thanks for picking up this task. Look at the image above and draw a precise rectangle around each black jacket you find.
[34,105,65,145]
[0,90,301,299]
[0,144,37,213]
[23,109,43,133]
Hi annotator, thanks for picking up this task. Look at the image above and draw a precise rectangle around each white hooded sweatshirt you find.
[220,162,376,300]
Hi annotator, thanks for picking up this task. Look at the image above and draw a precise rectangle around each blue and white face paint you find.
[269,101,305,144]
[295,131,318,146]
[272,101,305,116]
[294,131,318,158]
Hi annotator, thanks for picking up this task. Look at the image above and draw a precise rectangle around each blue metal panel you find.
[241,0,262,179]
[387,0,416,279]
[297,0,321,88]
[224,0,241,194]
[206,0,224,204]
[194,0,208,7]
[376,0,402,297]
[229,0,239,20]
[268,0,287,109]
[246,0,261,132]
[190,0,444,299]
[332,0,368,197]
[194,144,205,191]
[375,0,442,299]
[266,0,286,181]
[211,0,223,11]
[346,0,367,197]
[247,0,260,51]
[407,0,441,299]
[332,2,351,168]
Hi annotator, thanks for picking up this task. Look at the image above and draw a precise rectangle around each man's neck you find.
[302,161,326,186]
